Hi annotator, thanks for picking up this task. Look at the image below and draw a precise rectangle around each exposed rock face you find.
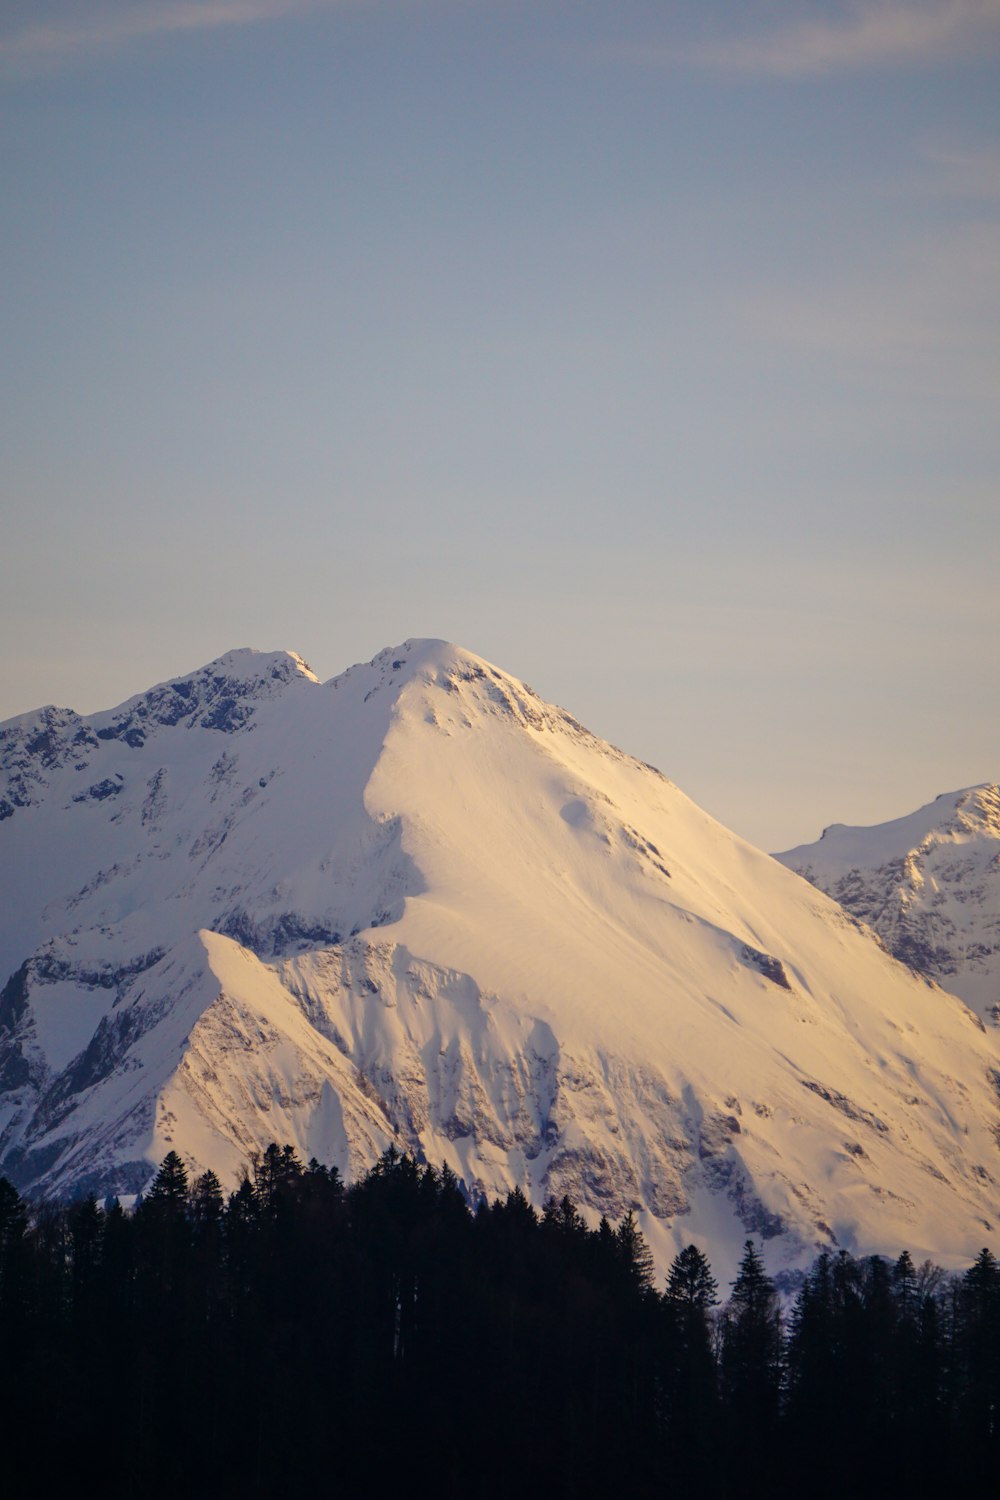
[776,785,1000,1025]
[2,642,1000,1281]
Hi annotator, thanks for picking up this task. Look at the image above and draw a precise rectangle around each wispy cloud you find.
[614,1,1000,79]
[0,0,329,76]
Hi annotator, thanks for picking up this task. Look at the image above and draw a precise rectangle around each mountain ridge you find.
[776,783,1000,1024]
[2,640,999,1281]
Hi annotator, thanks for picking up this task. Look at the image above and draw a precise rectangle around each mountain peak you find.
[86,647,320,746]
[324,637,562,733]
[781,782,999,870]
[776,781,1000,1021]
[201,647,321,685]
[0,650,322,820]
[332,638,509,689]
[4,650,1000,1281]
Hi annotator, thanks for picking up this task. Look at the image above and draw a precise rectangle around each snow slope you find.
[776,785,1000,1026]
[2,641,1000,1281]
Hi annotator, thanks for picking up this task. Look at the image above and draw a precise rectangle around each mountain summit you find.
[776,785,1000,1025]
[2,642,1000,1278]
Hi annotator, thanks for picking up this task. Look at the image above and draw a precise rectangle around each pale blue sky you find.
[3,0,998,848]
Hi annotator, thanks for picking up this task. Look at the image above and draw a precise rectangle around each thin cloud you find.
[617,1,1000,78]
[1,0,328,76]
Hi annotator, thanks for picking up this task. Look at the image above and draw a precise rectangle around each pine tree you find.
[892,1249,918,1320]
[616,1209,655,1295]
[720,1240,783,1488]
[885,1250,945,1487]
[0,1176,28,1341]
[0,1177,27,1281]
[135,1151,193,1318]
[666,1243,718,1311]
[955,1246,1000,1466]
[663,1245,720,1484]
[190,1169,225,1228]
[542,1194,589,1252]
[68,1194,104,1312]
[252,1142,304,1216]
[145,1151,189,1214]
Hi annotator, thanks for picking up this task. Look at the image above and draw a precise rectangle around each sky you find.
[2,0,998,850]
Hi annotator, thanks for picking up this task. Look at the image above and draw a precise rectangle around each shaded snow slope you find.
[2,640,1000,1281]
[776,786,1000,1025]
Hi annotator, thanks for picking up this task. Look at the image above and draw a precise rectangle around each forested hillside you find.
[2,1146,999,1497]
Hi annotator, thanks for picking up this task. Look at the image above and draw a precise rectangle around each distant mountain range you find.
[776,784,1000,1025]
[2,640,998,1280]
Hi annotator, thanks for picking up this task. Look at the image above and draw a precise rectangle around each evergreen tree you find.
[663,1245,720,1487]
[190,1169,224,1229]
[542,1193,588,1242]
[145,1151,189,1215]
[615,1209,655,1295]
[786,1249,836,1461]
[0,1173,29,1430]
[0,1176,27,1305]
[720,1240,783,1489]
[67,1194,104,1312]
[10,1140,1000,1497]
[666,1242,718,1311]
[251,1141,304,1216]
[892,1249,918,1320]
[503,1182,536,1223]
[954,1246,1000,1472]
[887,1249,945,1486]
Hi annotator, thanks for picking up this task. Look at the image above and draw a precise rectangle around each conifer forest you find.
[2,1146,999,1498]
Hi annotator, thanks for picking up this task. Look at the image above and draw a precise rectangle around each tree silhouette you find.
[720,1240,782,1488]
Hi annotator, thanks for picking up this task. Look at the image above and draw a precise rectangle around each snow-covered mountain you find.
[2,640,1000,1280]
[776,786,1000,1027]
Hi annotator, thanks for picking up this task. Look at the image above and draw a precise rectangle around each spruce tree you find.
[663,1245,720,1485]
[145,1151,189,1213]
[955,1246,1000,1469]
[190,1169,224,1228]
[666,1243,718,1311]
[720,1240,783,1488]
[0,1176,27,1301]
[615,1209,655,1294]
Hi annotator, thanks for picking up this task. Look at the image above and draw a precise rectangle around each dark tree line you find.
[2,1149,999,1497]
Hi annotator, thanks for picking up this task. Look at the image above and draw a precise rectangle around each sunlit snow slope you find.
[2,641,999,1280]
[776,786,1000,1026]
